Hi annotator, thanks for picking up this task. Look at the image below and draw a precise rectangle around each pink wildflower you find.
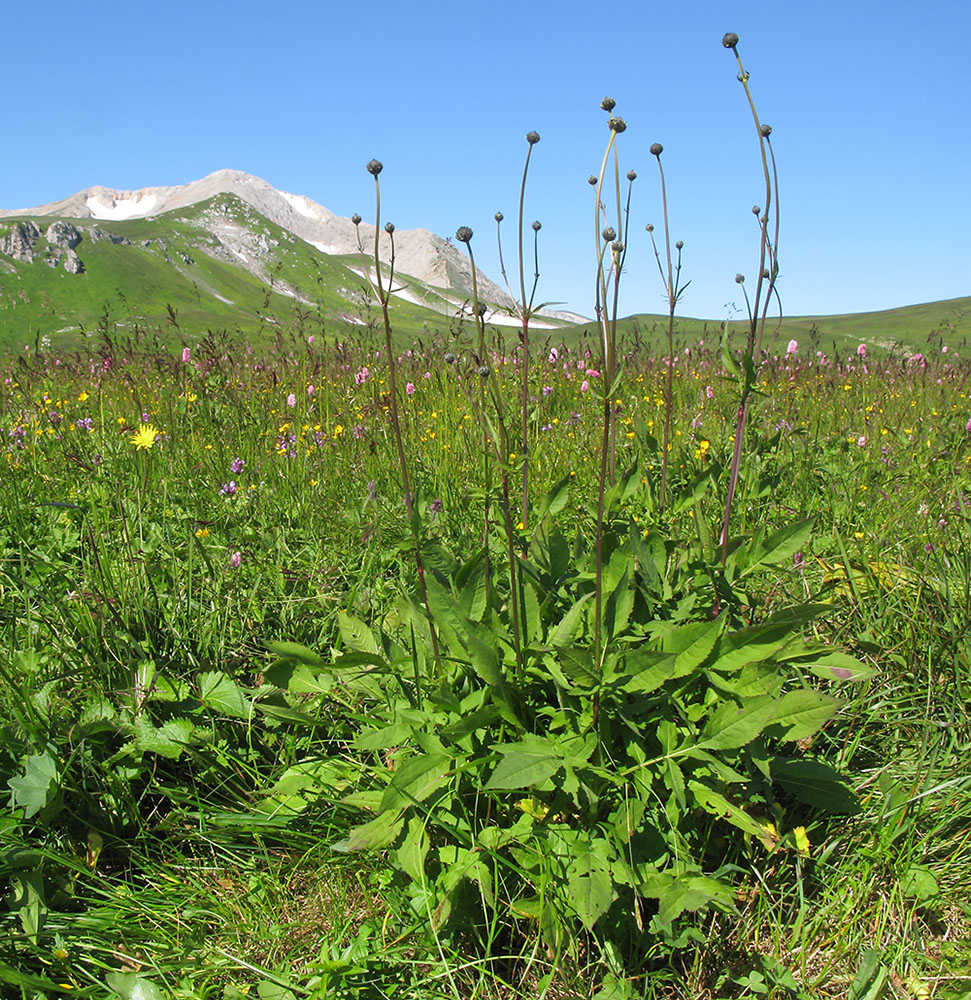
[182,347,191,363]
[786,340,798,355]
[230,551,241,569]
[287,393,296,408]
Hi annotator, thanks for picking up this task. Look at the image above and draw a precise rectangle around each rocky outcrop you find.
[45,221,82,249]
[88,227,131,245]
[63,250,84,274]
[0,221,40,261]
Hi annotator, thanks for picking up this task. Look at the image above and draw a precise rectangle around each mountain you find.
[0,170,584,349]
[0,170,573,314]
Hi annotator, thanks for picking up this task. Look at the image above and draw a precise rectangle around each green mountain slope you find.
[0,195,495,351]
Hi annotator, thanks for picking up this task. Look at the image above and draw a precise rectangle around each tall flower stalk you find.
[719,32,781,565]
[591,102,633,710]
[646,142,689,512]
[353,160,441,671]
[495,131,541,528]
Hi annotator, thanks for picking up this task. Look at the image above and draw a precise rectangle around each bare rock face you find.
[0,221,40,261]
[63,250,84,274]
[45,221,82,249]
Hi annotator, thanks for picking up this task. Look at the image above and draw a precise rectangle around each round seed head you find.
[526,131,540,145]
[676,240,684,250]
[722,32,739,48]
[351,213,362,226]
[588,175,598,186]
[531,220,542,231]
[494,211,504,223]
[752,205,761,215]
[602,227,616,242]
[444,352,456,364]
[600,96,616,112]
[761,268,771,279]
[626,169,637,181]
[366,159,383,176]
[608,117,627,133]
[384,222,395,234]
[477,365,491,378]
[645,223,654,233]
[456,226,473,244]
[760,123,773,137]
[650,142,663,156]
[477,302,487,317]
[735,273,745,284]
[611,240,625,253]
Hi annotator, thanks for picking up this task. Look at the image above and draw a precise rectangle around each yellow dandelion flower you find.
[130,424,159,450]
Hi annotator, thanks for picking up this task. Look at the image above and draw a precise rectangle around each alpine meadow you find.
[1,30,970,1000]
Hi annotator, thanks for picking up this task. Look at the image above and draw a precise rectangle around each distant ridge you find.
[0,169,591,320]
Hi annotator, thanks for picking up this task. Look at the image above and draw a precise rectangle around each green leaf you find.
[641,872,733,924]
[8,752,58,819]
[847,949,890,1000]
[769,758,859,813]
[689,781,770,839]
[550,593,594,649]
[770,689,839,742]
[396,814,430,883]
[253,702,320,726]
[698,696,778,750]
[485,752,563,790]
[566,841,614,930]
[379,753,452,812]
[468,628,504,686]
[801,652,875,682]
[7,870,45,943]
[332,809,405,852]
[352,723,416,751]
[337,611,380,655]
[106,973,168,1000]
[900,864,938,901]
[664,616,725,676]
[738,518,813,577]
[263,640,324,666]
[618,648,676,695]
[198,671,250,718]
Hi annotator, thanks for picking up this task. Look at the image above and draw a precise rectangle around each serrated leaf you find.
[689,781,768,839]
[738,519,813,577]
[770,689,839,741]
[8,753,58,819]
[106,973,168,1000]
[253,702,320,726]
[337,611,379,655]
[550,593,594,649]
[769,758,859,813]
[485,752,562,790]
[332,809,405,852]
[379,753,452,812]
[263,640,324,665]
[198,671,250,718]
[698,696,777,750]
[666,616,725,676]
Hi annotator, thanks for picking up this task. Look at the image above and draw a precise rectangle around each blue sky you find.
[6,0,969,321]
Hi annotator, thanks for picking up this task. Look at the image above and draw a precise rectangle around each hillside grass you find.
[1,331,969,999]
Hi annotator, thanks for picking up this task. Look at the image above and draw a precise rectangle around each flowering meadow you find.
[1,325,969,999]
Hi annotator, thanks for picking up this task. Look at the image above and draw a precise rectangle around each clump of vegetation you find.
[0,32,969,1000]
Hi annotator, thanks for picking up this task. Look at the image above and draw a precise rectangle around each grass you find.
[1,329,970,998]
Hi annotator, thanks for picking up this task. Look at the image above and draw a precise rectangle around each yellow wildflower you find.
[130,424,159,450]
